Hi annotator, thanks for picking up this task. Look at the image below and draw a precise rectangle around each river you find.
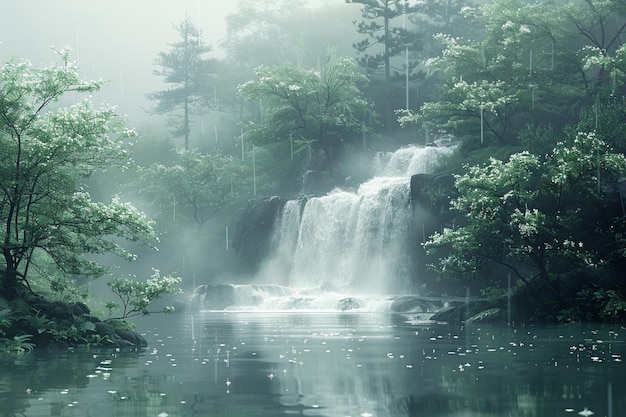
[1,312,624,416]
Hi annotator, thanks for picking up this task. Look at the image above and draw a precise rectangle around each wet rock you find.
[188,284,209,311]
[95,321,114,338]
[430,306,462,323]
[338,297,360,311]
[72,301,91,317]
[29,298,73,321]
[232,196,287,272]
[114,327,147,348]
[466,307,502,323]
[410,174,455,213]
[410,174,458,291]
[301,169,335,195]
[203,284,236,310]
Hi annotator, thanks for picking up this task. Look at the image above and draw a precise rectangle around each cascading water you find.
[195,145,453,312]
[268,176,412,293]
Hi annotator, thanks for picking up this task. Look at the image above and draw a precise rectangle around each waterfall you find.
[193,145,453,311]
[257,145,452,297]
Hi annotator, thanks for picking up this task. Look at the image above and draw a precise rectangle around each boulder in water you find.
[430,305,462,323]
[338,298,360,311]
[203,284,236,310]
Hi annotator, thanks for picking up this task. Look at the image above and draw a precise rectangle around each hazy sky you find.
[0,0,339,125]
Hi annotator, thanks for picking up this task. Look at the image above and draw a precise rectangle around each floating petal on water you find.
[578,407,594,416]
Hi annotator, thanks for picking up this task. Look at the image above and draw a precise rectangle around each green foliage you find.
[0,334,35,353]
[136,149,249,229]
[21,310,54,335]
[106,269,182,319]
[146,14,217,149]
[47,317,97,344]
[594,289,626,322]
[426,131,626,299]
[0,308,10,329]
[347,0,422,79]
[238,48,371,170]
[0,48,156,301]
[400,0,626,143]
[557,286,626,323]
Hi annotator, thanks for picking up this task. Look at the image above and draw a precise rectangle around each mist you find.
[1,1,240,123]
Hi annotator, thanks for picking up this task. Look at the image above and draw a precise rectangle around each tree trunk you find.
[1,249,20,301]
[184,98,190,151]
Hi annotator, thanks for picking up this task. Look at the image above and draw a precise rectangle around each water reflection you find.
[0,313,624,417]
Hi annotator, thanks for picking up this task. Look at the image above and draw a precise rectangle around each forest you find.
[1,0,626,350]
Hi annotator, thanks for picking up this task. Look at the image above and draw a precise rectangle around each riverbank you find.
[0,295,146,352]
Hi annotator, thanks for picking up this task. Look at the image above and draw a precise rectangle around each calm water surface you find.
[1,312,624,417]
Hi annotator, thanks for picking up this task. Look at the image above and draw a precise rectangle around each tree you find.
[146,14,217,151]
[425,131,626,313]
[559,0,626,96]
[400,0,569,143]
[407,0,475,106]
[0,48,156,301]
[399,0,626,145]
[409,0,469,35]
[238,49,371,173]
[347,0,422,129]
[348,0,420,82]
[218,0,361,119]
[136,149,249,229]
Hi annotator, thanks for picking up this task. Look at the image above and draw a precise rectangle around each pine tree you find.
[147,14,216,150]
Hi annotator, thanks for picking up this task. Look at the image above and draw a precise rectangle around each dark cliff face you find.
[410,174,456,216]
[232,196,287,274]
[410,174,458,293]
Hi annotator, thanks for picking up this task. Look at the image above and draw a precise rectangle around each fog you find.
[0,0,337,124]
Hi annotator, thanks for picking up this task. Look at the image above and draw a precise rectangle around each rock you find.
[410,174,455,212]
[410,174,458,290]
[188,284,209,311]
[95,321,114,338]
[338,298,360,311]
[466,308,502,323]
[114,328,147,348]
[203,284,236,310]
[301,169,335,195]
[29,298,73,321]
[232,196,287,272]
[430,306,462,323]
[72,301,91,317]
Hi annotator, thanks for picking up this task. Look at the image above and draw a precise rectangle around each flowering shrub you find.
[106,269,182,319]
[425,132,626,299]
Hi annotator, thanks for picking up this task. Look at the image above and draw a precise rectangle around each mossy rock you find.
[29,298,73,321]
[4,295,147,349]
[72,302,91,317]
[94,321,115,337]
[113,327,147,348]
